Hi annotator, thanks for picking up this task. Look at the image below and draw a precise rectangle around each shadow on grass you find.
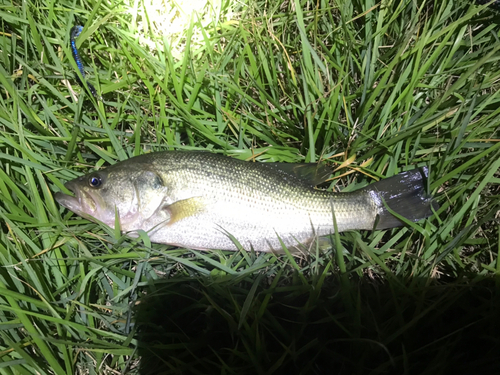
[134,273,500,375]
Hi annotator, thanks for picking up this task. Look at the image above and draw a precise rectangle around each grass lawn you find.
[0,0,499,373]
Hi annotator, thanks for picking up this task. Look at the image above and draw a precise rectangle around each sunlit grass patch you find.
[122,0,238,59]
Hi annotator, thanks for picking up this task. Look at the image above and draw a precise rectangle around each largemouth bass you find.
[55,152,436,252]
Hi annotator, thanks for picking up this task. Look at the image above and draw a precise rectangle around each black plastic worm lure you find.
[70,26,98,98]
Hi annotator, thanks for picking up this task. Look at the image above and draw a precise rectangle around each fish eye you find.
[88,175,102,188]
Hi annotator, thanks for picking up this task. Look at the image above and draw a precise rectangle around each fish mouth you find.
[55,180,97,216]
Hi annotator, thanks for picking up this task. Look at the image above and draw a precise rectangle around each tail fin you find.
[365,167,438,230]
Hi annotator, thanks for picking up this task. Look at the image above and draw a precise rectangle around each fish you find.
[55,151,437,252]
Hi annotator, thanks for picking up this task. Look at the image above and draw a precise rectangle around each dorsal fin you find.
[267,163,332,186]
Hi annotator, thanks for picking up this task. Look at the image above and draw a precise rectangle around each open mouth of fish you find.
[54,181,97,216]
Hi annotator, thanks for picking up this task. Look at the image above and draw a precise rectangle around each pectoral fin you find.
[164,197,206,226]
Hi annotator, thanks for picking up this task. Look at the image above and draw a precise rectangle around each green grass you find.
[1,0,500,373]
